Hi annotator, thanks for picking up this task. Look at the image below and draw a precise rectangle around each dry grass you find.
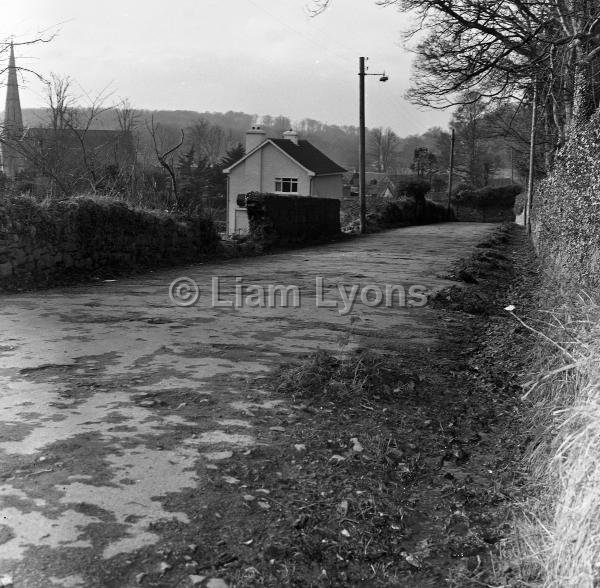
[515,286,600,587]
[276,349,415,404]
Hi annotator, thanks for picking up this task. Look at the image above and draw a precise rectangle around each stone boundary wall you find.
[531,112,600,287]
[0,195,219,290]
[244,192,341,247]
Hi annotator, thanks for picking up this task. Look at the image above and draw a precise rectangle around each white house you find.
[223,125,346,234]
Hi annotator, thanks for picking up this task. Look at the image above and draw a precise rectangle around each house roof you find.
[375,179,391,197]
[270,139,346,175]
[224,138,346,176]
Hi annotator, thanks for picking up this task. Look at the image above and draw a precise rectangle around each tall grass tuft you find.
[518,287,600,587]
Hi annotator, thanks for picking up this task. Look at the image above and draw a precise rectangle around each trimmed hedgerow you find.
[244,192,341,248]
[376,197,454,226]
[452,184,522,209]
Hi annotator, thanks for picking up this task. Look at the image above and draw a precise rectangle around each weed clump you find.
[277,349,414,404]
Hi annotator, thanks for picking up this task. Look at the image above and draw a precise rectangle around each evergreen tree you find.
[220,143,245,168]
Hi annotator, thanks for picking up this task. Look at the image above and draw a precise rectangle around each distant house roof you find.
[376,179,395,198]
[347,172,393,191]
[224,138,345,176]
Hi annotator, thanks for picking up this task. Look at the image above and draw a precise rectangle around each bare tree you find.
[6,75,129,197]
[272,115,292,137]
[62,84,116,192]
[311,0,600,154]
[369,127,400,173]
[113,98,140,199]
[147,115,184,208]
[188,118,226,164]
[203,125,226,163]
[0,34,56,82]
[46,73,77,130]
[116,97,140,133]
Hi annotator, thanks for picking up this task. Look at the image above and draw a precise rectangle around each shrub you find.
[395,178,431,202]
[371,197,454,229]
[452,184,521,210]
[431,175,448,193]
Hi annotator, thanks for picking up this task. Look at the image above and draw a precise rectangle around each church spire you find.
[4,42,23,137]
[2,42,25,178]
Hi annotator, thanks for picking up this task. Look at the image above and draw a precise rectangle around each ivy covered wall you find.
[531,112,600,287]
[0,195,219,290]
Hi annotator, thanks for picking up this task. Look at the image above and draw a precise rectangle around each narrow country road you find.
[0,223,494,587]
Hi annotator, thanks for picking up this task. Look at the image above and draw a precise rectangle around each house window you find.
[275,177,298,193]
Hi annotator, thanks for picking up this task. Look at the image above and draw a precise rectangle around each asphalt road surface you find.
[0,222,495,587]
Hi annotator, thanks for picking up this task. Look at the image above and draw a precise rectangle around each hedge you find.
[452,184,522,209]
[244,192,341,248]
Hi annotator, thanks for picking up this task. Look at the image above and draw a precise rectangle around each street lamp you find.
[358,56,388,234]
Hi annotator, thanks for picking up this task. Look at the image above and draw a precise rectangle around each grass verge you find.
[510,283,600,587]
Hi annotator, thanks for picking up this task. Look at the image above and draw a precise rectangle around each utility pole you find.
[359,57,367,234]
[358,57,388,234]
[525,81,538,235]
[447,128,455,210]
[510,146,514,183]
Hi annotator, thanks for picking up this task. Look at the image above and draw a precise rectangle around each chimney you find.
[283,129,299,145]
[246,125,267,152]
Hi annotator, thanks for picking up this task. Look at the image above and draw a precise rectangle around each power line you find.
[245,0,442,135]
[244,0,355,67]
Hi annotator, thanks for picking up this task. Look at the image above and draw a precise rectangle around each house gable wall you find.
[227,142,311,234]
[311,174,343,199]
[260,143,312,194]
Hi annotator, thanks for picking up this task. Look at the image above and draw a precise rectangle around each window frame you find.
[274,177,299,194]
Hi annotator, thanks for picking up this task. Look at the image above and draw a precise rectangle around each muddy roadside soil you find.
[0,223,537,587]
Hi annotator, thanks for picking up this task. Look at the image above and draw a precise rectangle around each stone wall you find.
[0,195,219,290]
[244,192,340,248]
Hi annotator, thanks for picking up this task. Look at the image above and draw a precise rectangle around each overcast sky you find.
[4,0,450,136]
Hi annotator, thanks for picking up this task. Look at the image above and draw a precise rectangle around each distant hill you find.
[13,107,450,173]
[20,108,255,135]
[18,107,359,168]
